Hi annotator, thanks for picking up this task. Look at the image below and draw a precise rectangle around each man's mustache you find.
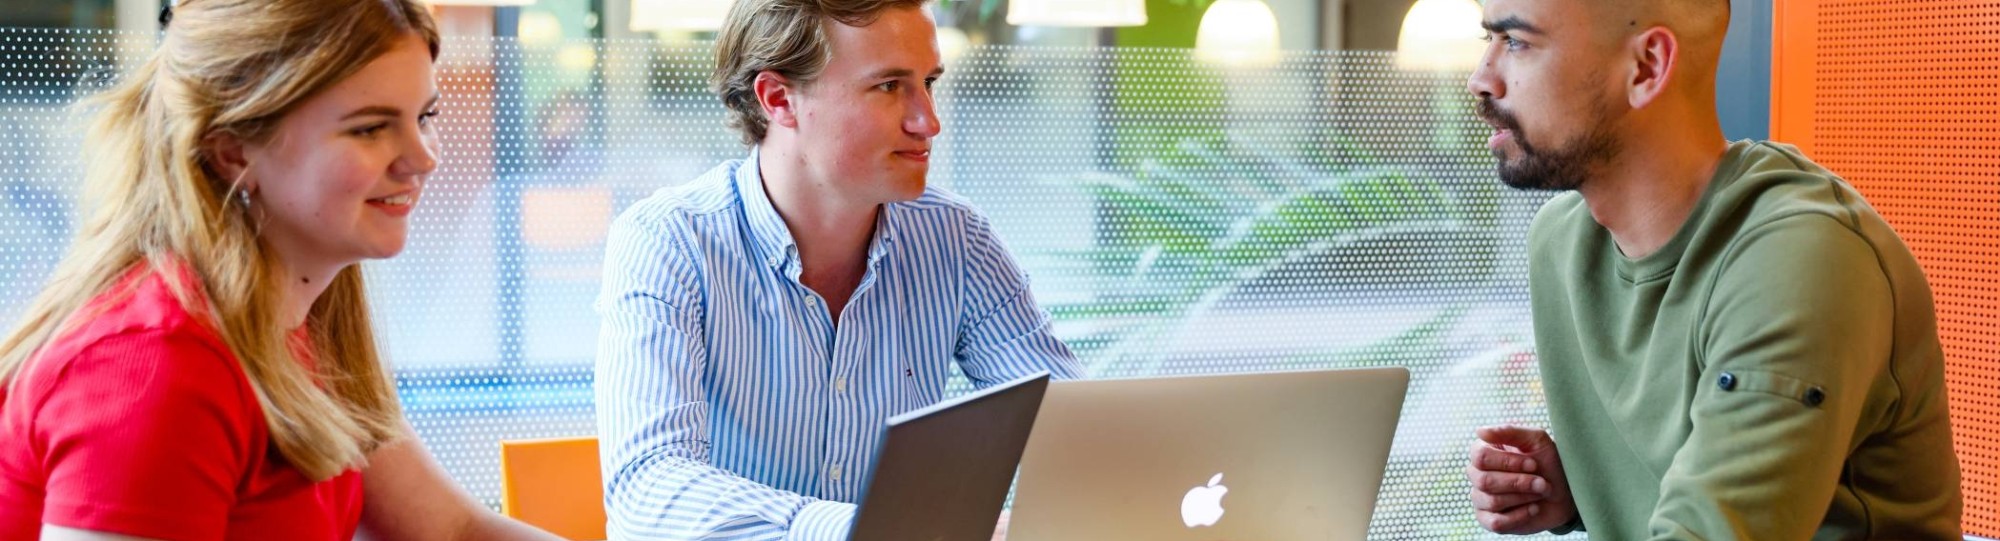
[1475,97,1524,135]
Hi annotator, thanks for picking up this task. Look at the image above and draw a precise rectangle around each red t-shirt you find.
[0,265,364,541]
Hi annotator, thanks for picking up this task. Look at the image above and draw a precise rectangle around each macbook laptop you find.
[1006,367,1409,540]
[847,370,1052,540]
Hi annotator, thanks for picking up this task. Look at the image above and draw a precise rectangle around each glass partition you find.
[0,28,1564,539]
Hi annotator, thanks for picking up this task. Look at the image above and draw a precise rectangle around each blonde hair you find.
[0,0,440,480]
[712,0,929,145]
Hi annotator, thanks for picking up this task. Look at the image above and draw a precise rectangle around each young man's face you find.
[790,5,943,205]
[1468,0,1626,191]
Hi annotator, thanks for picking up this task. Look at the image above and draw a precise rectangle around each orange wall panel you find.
[1771,1,2000,535]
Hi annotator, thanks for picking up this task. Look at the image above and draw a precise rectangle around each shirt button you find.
[834,377,848,393]
[1717,372,1737,391]
[1804,386,1826,407]
[829,464,843,482]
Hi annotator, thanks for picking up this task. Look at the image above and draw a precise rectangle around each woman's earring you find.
[236,188,263,236]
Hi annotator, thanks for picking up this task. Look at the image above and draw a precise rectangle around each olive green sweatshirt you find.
[1528,140,1961,539]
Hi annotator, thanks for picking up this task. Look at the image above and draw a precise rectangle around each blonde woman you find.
[0,1,564,540]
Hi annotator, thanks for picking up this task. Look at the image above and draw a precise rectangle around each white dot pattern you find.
[0,29,1574,539]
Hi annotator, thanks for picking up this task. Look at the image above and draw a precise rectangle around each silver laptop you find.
[847,371,1051,540]
[1006,367,1409,540]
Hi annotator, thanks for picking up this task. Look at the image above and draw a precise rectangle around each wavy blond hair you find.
[0,0,440,480]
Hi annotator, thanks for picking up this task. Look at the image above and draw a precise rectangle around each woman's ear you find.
[201,131,255,192]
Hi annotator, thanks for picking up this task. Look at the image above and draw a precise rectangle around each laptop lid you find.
[847,371,1052,541]
[1006,367,1409,541]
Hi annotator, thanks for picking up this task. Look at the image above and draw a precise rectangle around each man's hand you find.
[1467,425,1578,534]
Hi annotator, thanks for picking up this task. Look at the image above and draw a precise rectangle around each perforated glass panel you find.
[0,28,1568,539]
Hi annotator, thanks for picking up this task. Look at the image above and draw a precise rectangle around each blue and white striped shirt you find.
[594,149,1081,540]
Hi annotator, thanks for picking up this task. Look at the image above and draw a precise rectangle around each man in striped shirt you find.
[592,0,1082,539]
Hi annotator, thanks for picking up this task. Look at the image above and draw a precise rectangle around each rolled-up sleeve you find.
[953,211,1083,386]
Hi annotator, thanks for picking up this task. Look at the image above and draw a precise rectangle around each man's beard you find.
[1476,96,1620,191]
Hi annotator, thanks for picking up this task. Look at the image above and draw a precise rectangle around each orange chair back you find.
[500,436,607,540]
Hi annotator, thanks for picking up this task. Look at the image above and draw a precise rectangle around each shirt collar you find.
[734,147,900,274]
[734,147,798,271]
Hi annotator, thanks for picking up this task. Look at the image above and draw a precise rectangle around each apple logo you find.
[1180,472,1229,528]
